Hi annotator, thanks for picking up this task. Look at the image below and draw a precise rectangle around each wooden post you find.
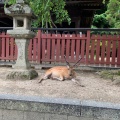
[37,30,42,63]
[117,35,120,66]
[85,30,90,65]
[0,33,2,59]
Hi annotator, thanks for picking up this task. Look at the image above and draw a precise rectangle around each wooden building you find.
[65,0,104,28]
[0,0,13,27]
[0,0,104,27]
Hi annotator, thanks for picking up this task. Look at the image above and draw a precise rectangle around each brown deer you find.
[39,55,82,85]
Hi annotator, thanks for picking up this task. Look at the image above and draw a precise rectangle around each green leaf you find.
[7,0,71,28]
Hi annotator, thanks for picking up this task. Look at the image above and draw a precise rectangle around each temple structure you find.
[0,0,105,27]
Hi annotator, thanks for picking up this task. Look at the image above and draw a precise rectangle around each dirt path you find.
[0,67,120,104]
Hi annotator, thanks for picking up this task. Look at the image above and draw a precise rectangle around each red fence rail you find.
[89,34,120,66]
[0,28,120,67]
[0,32,17,61]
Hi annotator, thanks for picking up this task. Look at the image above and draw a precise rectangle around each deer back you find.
[45,66,76,79]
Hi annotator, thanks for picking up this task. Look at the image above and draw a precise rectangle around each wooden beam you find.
[66,0,103,4]
[66,4,103,11]
[66,1,96,4]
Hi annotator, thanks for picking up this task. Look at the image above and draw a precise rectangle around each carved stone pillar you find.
[4,0,38,80]
[13,39,30,69]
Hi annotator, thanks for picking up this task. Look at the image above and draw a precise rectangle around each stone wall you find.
[0,94,120,120]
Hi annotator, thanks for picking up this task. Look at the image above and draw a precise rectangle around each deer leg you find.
[52,76,64,81]
[57,76,64,81]
[71,78,84,87]
[39,74,51,83]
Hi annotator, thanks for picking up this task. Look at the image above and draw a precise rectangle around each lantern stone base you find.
[6,69,38,80]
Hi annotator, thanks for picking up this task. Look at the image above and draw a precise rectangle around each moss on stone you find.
[99,70,120,85]
[99,70,114,80]
[6,69,38,80]
[117,71,120,76]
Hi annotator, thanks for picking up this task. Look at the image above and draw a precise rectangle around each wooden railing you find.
[0,28,120,67]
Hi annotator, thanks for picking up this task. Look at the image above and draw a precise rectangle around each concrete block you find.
[68,116,93,120]
[81,106,94,118]
[4,100,25,111]
[93,107,120,120]
[94,118,113,120]
[68,116,80,120]
[0,109,3,120]
[81,106,120,120]
[23,102,81,116]
[79,117,93,120]
[24,111,44,120]
[0,100,6,109]
[2,109,24,120]
[45,113,67,120]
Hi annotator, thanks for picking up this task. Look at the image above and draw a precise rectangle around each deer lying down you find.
[39,56,83,86]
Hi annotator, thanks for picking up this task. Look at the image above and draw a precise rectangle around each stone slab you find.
[6,69,38,80]
[0,94,120,120]
[24,111,45,120]
[0,109,2,120]
[45,113,67,120]
[2,109,24,120]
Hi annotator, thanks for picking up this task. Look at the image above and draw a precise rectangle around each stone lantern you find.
[4,0,38,79]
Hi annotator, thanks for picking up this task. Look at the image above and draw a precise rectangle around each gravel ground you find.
[0,67,120,103]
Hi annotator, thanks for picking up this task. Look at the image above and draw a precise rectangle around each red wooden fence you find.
[0,30,120,67]
[90,34,120,66]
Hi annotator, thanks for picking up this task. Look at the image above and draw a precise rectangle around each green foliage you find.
[92,3,111,29]
[92,0,120,28]
[97,70,120,85]
[105,0,120,28]
[99,70,114,80]
[6,0,71,27]
[92,13,110,28]
[5,0,16,5]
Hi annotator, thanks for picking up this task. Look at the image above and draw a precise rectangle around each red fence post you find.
[51,34,56,62]
[0,33,2,58]
[85,30,91,65]
[111,35,117,65]
[106,35,111,65]
[90,36,95,64]
[117,35,120,66]
[70,34,75,62]
[0,42,1,58]
[1,32,6,60]
[100,35,106,64]
[76,34,80,62]
[37,30,42,63]
[95,35,101,64]
[6,36,10,60]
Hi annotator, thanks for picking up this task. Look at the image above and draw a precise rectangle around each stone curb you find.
[0,94,120,119]
[0,94,120,110]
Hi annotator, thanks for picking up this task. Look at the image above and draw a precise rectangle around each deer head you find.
[64,55,82,69]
